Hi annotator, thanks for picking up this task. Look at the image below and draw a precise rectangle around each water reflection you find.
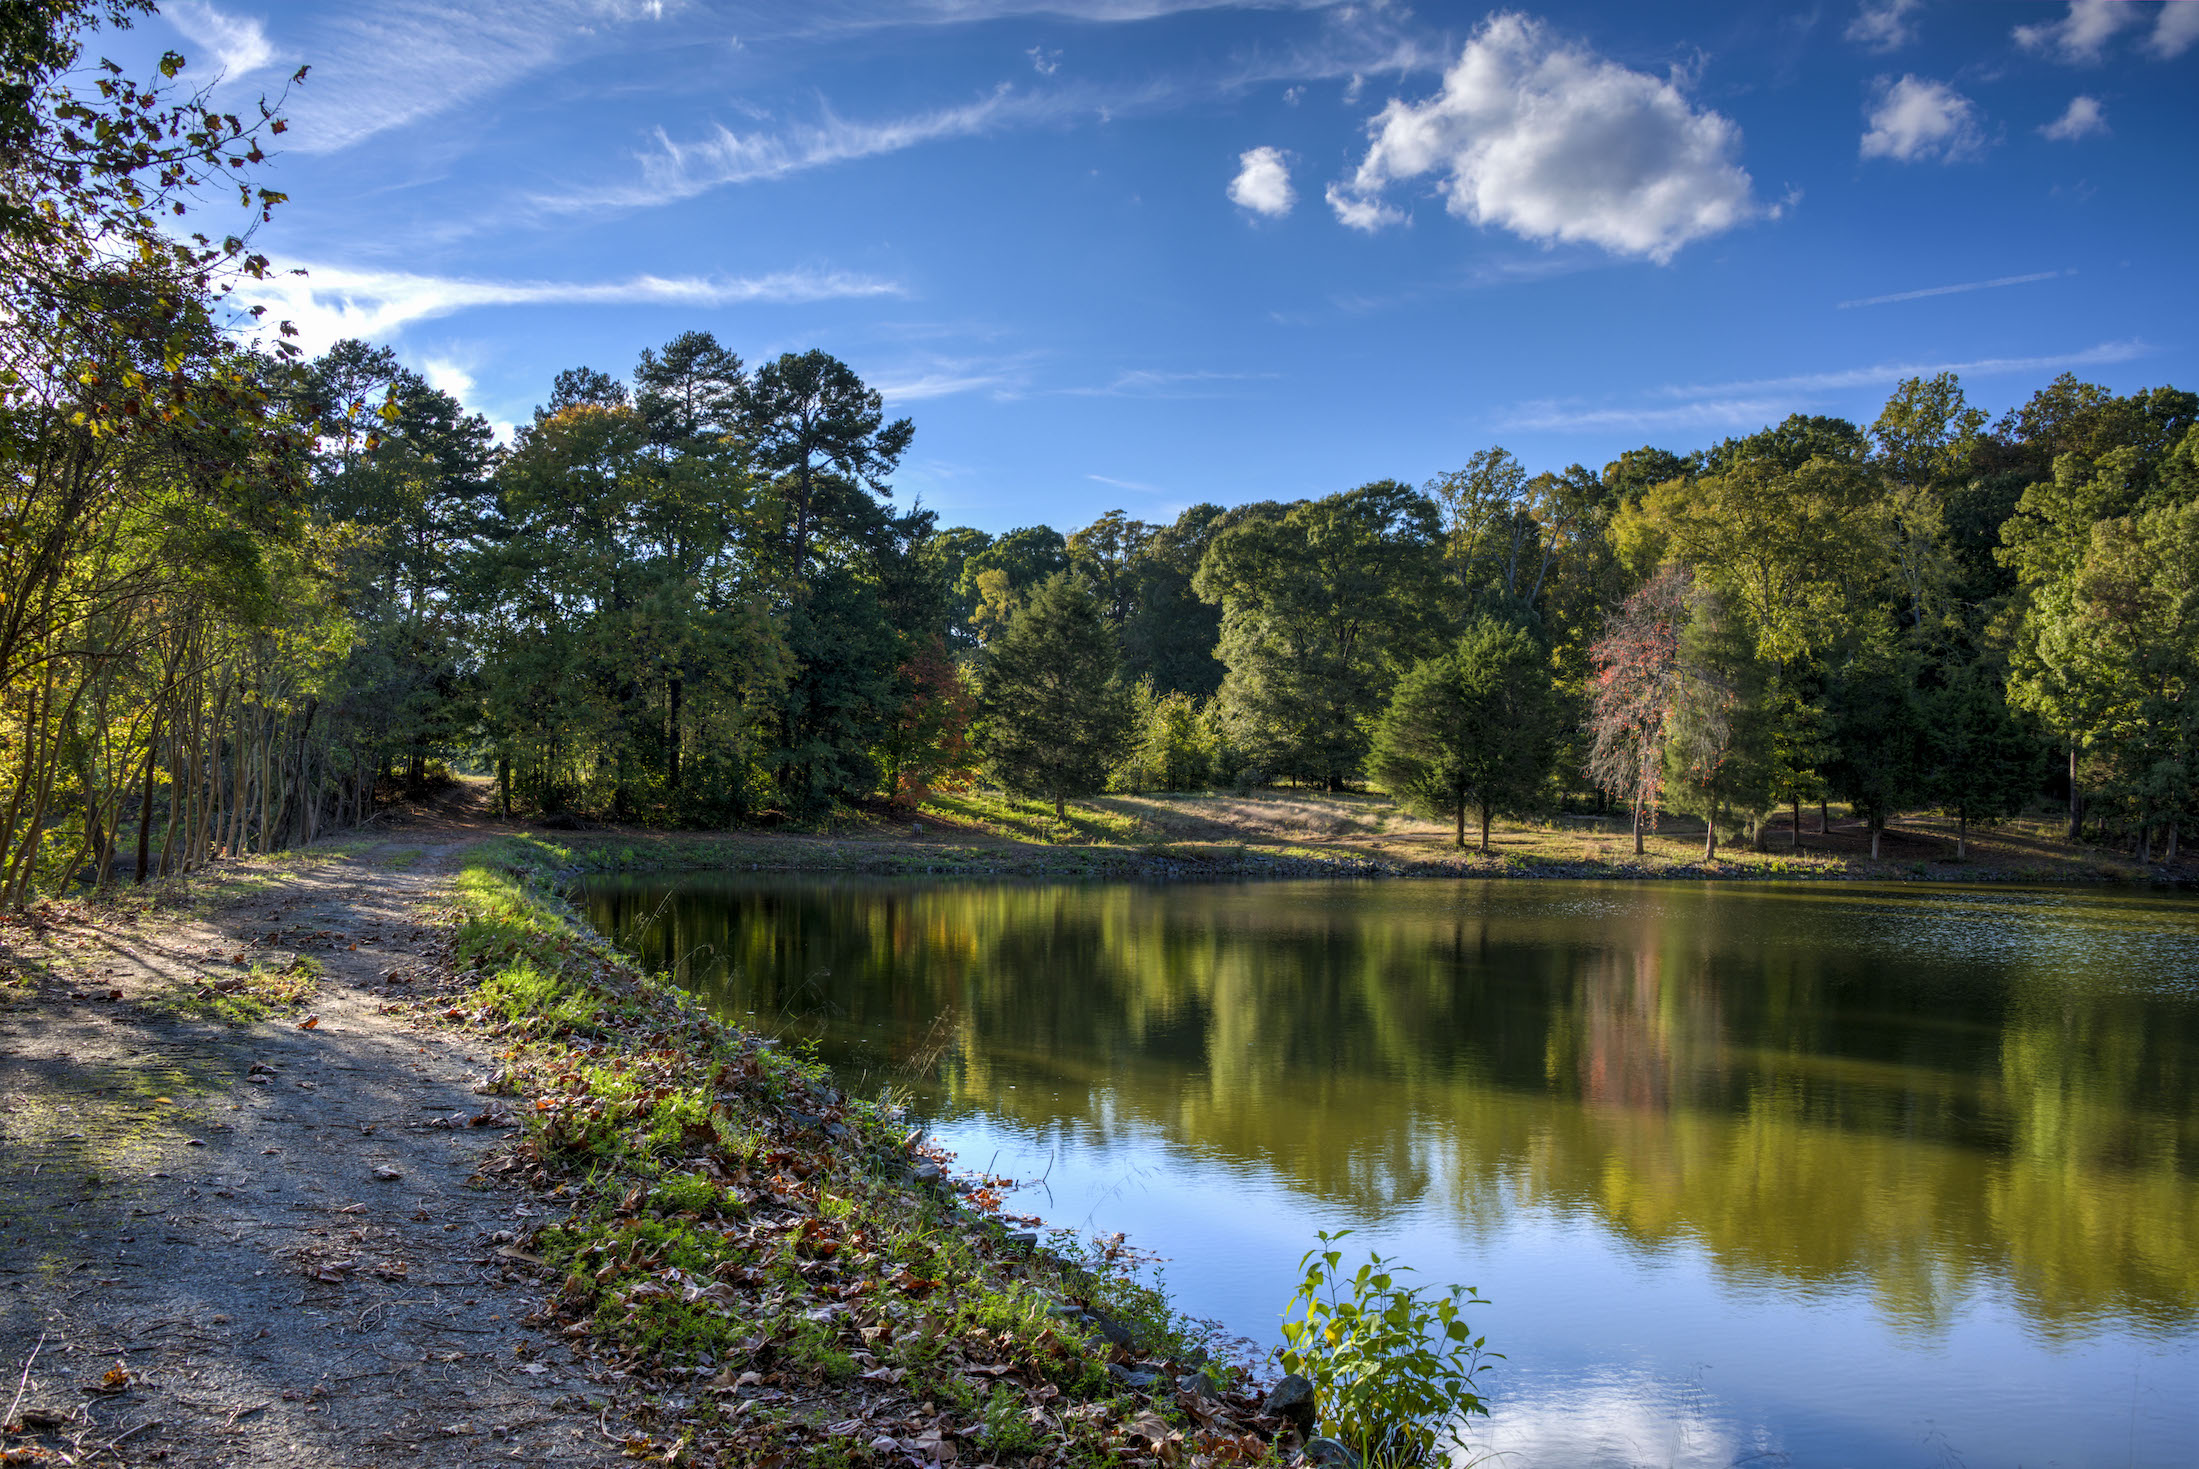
[580,876,2199,1463]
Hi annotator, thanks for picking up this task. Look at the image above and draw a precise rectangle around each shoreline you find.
[536,825,2197,890]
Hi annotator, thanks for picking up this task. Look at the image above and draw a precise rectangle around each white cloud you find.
[1065,368,1269,397]
[1324,183,1402,232]
[1502,339,2149,432]
[1845,0,1921,52]
[2013,0,2136,63]
[1027,45,1061,75]
[2149,0,2199,57]
[239,263,902,355]
[557,85,1053,209]
[1860,75,1985,163]
[166,1,277,79]
[282,1,670,154]
[1087,473,1165,495]
[1324,13,1759,263]
[1227,146,1296,217]
[420,357,478,402]
[1282,85,1304,105]
[2039,94,2108,141]
[1837,269,2068,308]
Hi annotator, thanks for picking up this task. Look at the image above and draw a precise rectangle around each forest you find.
[6,2,2197,904]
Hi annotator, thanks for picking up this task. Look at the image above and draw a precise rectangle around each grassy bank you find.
[510,785,2187,887]
[427,836,1284,1467]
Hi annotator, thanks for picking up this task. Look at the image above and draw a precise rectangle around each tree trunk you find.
[2166,821,2180,864]
[1702,804,1717,860]
[1819,798,1829,835]
[1454,789,1465,849]
[2067,743,2081,841]
[1792,796,1802,850]
[1632,797,1644,856]
[134,712,161,883]
[2138,823,2152,864]
[1870,819,1881,861]
[1479,801,1492,854]
[1956,809,1967,861]
[668,675,683,793]
[499,752,512,818]
[1054,792,1065,822]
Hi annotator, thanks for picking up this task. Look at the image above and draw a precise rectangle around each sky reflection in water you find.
[581,877,2199,1468]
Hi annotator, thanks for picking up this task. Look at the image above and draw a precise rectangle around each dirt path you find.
[0,831,620,1468]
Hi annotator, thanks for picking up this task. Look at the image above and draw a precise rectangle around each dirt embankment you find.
[0,834,616,1468]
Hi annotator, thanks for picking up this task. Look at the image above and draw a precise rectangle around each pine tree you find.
[975,574,1133,819]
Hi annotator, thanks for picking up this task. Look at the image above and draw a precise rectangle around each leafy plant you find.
[1277,1230,1495,1468]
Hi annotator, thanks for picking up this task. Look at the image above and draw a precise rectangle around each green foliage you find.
[1196,482,1446,790]
[975,573,1135,816]
[1278,1231,1494,1469]
[1370,617,1557,850]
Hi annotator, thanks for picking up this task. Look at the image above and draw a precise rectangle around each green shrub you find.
[1278,1230,1495,1468]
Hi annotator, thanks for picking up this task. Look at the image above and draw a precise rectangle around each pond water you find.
[578,876,2199,1468]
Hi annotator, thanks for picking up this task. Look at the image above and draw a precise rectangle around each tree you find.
[1662,588,1771,860]
[1585,567,1689,854]
[1371,617,1557,851]
[1826,630,1928,860]
[975,573,1133,819]
[741,350,912,578]
[1196,482,1445,789]
[1924,666,2041,859]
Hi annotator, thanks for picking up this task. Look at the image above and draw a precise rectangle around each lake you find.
[578,875,2199,1468]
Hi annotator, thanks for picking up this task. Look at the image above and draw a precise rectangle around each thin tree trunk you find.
[1454,787,1466,849]
[2166,821,2180,864]
[1956,809,1967,861]
[1054,792,1065,822]
[1703,804,1716,860]
[2067,743,2081,841]
[134,711,161,882]
[1819,798,1829,835]
[1479,800,1491,854]
[1870,819,1881,861]
[1632,797,1644,856]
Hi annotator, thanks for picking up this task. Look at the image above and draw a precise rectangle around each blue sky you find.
[123,0,2199,533]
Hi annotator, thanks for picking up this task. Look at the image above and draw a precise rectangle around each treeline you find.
[938,378,2196,865]
[4,6,2193,903]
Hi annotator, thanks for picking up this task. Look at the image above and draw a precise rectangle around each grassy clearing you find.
[428,835,1286,1467]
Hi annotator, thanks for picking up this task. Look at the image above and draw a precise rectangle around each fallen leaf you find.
[297,1015,319,1030]
[372,1165,403,1181]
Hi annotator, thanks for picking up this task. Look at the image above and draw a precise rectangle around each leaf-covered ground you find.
[1,822,1301,1468]
[416,836,1296,1467]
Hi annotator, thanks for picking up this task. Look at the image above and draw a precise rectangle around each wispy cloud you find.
[2013,0,2137,64]
[1087,473,1166,495]
[241,262,903,354]
[1501,340,2151,433]
[1063,368,1271,397]
[1844,0,1920,53]
[1837,270,2070,309]
[166,1,278,79]
[282,0,673,154]
[545,85,1078,211]
[2039,95,2108,141]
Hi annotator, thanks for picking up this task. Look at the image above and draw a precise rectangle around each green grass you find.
[145,953,323,1024]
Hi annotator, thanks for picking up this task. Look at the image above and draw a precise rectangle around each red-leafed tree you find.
[881,636,977,807]
[1585,567,1691,853]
